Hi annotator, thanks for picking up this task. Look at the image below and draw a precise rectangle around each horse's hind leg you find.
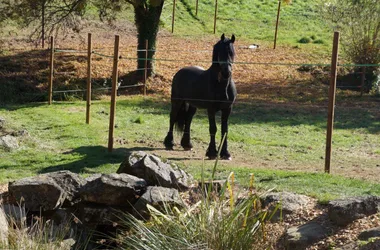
[181,105,197,150]
[164,101,182,150]
[205,109,218,159]
[220,107,232,160]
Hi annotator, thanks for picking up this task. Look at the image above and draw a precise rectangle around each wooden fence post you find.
[86,33,92,124]
[213,0,218,34]
[48,36,54,105]
[196,0,199,15]
[144,39,148,96]
[172,0,176,33]
[273,1,281,49]
[108,35,120,153]
[325,31,340,173]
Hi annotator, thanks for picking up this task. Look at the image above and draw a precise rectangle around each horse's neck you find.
[208,64,220,76]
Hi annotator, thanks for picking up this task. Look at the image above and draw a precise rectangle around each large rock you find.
[0,208,8,247]
[261,191,311,221]
[117,151,193,191]
[358,227,380,241]
[9,175,66,211]
[78,203,132,227]
[285,222,326,250]
[0,134,19,151]
[134,186,183,219]
[359,239,380,250]
[328,196,380,226]
[45,171,86,206]
[79,173,147,206]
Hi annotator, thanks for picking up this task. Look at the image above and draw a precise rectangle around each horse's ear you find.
[221,33,225,41]
[231,34,235,43]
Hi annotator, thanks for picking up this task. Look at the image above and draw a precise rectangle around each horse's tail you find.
[174,102,187,133]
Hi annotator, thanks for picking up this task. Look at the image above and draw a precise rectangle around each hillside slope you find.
[159,0,329,45]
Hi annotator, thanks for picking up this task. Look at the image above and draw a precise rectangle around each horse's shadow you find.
[38,146,158,174]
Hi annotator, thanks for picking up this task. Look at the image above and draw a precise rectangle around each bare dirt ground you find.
[1,21,380,249]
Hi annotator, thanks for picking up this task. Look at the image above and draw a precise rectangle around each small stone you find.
[358,227,380,241]
[285,222,326,250]
[0,134,19,151]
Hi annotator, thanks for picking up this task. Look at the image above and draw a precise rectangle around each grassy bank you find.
[158,0,330,46]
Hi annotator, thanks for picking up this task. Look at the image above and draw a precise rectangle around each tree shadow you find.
[37,145,160,175]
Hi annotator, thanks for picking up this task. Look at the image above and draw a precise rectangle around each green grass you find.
[196,167,380,204]
[157,0,330,47]
[1,95,379,202]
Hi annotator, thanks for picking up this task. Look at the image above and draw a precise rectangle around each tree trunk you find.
[134,1,164,78]
[42,0,46,48]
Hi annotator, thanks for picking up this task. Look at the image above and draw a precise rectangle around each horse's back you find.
[173,66,205,85]
[171,66,207,99]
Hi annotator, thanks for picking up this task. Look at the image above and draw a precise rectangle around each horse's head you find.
[213,34,236,79]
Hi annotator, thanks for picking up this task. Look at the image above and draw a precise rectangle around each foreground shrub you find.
[115,171,276,250]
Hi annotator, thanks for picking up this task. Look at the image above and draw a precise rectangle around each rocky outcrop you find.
[285,222,326,250]
[328,196,380,226]
[8,174,66,211]
[4,151,194,249]
[46,171,86,206]
[261,191,311,221]
[134,186,183,219]
[358,227,380,241]
[117,151,193,191]
[79,173,147,206]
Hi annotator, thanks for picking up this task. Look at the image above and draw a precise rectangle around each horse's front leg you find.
[164,101,182,150]
[181,105,197,150]
[206,109,218,159]
[220,107,232,160]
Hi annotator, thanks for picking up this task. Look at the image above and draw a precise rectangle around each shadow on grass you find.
[37,145,158,174]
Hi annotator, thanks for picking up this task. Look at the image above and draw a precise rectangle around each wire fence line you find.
[41,33,378,107]
[47,45,377,96]
[52,83,144,94]
[53,48,380,67]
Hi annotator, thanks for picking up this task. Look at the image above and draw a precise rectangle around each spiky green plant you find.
[115,135,277,250]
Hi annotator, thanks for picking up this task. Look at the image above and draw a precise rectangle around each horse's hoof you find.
[183,147,193,151]
[208,156,217,160]
[221,155,232,160]
[165,146,174,150]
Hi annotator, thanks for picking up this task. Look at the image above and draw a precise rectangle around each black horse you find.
[164,34,237,160]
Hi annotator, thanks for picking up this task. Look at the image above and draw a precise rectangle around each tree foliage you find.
[0,0,86,46]
[321,0,380,66]
[1,0,165,77]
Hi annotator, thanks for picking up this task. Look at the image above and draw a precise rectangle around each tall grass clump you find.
[115,136,276,250]
[116,180,272,250]
[0,203,82,250]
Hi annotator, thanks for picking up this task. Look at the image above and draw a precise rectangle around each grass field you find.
[1,95,379,202]
[158,0,330,46]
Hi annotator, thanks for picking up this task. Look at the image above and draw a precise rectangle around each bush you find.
[321,0,380,90]
[313,39,325,44]
[298,37,311,44]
